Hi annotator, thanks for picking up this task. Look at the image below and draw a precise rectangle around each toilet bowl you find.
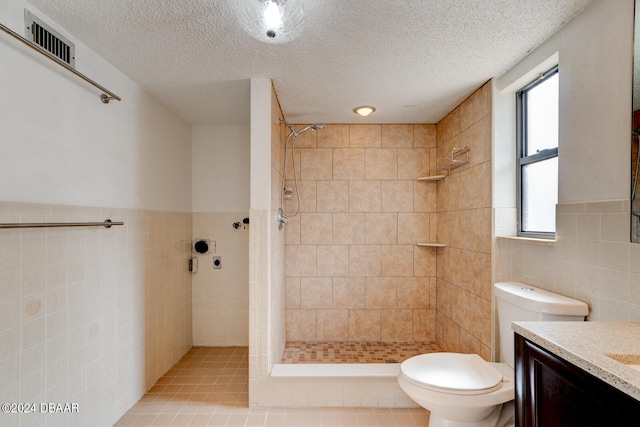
[398,353,514,427]
[397,282,589,427]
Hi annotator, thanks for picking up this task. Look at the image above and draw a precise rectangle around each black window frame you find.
[516,66,559,239]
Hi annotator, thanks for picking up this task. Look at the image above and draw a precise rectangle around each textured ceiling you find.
[26,0,594,125]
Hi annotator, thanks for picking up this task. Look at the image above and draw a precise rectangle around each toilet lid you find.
[400,353,504,395]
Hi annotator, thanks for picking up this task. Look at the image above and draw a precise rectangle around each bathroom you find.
[1,0,639,426]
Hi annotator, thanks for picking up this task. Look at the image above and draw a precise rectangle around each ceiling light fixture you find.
[231,0,305,44]
[353,106,376,117]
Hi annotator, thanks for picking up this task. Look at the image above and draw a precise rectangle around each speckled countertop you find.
[513,321,640,401]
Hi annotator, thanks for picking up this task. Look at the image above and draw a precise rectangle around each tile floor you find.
[281,341,440,364]
[114,347,429,426]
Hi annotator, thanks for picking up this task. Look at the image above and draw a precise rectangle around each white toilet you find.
[398,282,588,427]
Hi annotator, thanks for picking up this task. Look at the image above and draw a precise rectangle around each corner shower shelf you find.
[417,175,446,181]
[416,242,446,247]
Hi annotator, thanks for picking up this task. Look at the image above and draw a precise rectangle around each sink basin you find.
[606,353,640,372]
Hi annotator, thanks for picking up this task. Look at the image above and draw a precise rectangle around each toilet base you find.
[427,404,501,427]
[427,402,514,427]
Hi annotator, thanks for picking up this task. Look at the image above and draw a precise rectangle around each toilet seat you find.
[400,353,504,395]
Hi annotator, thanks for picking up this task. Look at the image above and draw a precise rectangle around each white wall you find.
[0,2,193,426]
[192,125,250,212]
[191,126,250,346]
[0,0,192,212]
[495,0,632,208]
[494,0,640,322]
[557,0,632,203]
[192,212,249,346]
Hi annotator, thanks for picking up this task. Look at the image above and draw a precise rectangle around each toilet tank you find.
[494,282,588,368]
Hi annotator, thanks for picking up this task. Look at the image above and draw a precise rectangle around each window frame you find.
[516,66,559,239]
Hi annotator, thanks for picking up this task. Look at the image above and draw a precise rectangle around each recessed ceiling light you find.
[353,106,376,117]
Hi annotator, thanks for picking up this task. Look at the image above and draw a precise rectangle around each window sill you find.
[496,235,556,245]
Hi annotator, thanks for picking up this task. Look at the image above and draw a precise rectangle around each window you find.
[516,67,559,238]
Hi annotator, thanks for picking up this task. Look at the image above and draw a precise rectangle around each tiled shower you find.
[279,81,493,363]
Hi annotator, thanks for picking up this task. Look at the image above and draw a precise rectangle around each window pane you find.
[526,73,559,155]
[522,157,558,233]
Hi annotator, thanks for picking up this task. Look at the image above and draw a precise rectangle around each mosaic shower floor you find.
[281,341,440,364]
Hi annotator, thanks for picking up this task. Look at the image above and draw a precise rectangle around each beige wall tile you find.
[333,277,365,308]
[464,291,491,347]
[301,148,333,180]
[413,309,436,341]
[286,309,317,341]
[285,215,300,245]
[317,310,349,340]
[292,127,317,148]
[481,162,492,209]
[349,245,381,277]
[398,213,430,245]
[282,111,493,348]
[366,149,398,180]
[317,125,349,148]
[397,277,429,309]
[459,87,488,131]
[316,245,349,277]
[365,277,398,308]
[466,116,491,165]
[458,165,483,210]
[451,209,491,254]
[429,213,438,242]
[413,124,437,148]
[382,125,413,148]
[333,213,365,244]
[380,245,413,277]
[285,245,316,277]
[398,148,431,180]
[300,277,333,308]
[438,108,461,144]
[348,309,381,340]
[382,181,414,213]
[413,181,437,213]
[286,277,301,308]
[381,309,413,342]
[300,213,333,245]
[414,246,437,277]
[333,148,365,180]
[296,180,317,213]
[284,148,300,180]
[349,181,381,212]
[350,125,381,148]
[316,181,349,213]
[365,213,398,244]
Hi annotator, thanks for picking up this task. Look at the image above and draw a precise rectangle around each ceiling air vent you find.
[24,10,75,68]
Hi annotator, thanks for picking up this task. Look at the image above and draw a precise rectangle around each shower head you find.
[280,120,325,137]
[296,123,325,135]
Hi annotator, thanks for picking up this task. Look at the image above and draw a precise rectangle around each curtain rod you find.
[0,21,121,104]
[0,219,124,229]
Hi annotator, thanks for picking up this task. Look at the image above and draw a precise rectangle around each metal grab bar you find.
[0,22,121,104]
[0,219,123,229]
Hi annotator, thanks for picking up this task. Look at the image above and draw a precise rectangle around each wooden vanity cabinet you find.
[514,333,640,427]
